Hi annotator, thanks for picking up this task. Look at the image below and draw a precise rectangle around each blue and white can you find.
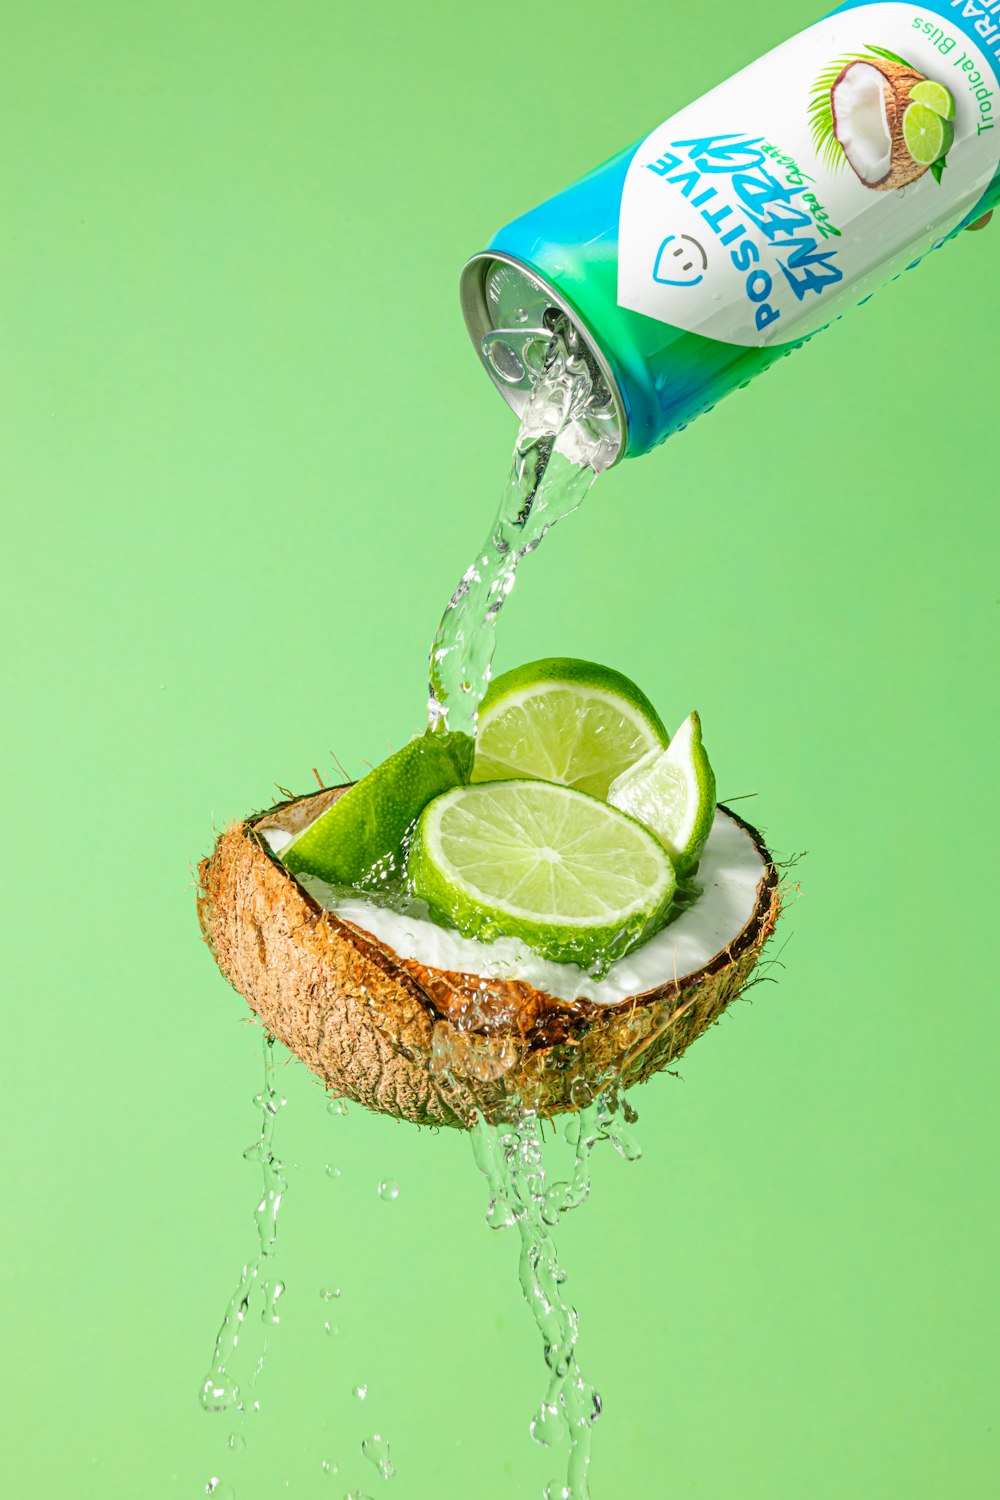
[461,0,1000,461]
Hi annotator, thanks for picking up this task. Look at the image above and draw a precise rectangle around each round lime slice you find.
[909,79,956,122]
[903,102,954,166]
[281,731,473,887]
[607,711,716,877]
[472,657,669,800]
[408,779,676,971]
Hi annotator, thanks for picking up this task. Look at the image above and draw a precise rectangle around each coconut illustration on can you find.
[813,50,956,192]
[832,57,930,188]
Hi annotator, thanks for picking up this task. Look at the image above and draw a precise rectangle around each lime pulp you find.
[408,779,676,972]
[607,711,716,876]
[472,657,669,799]
[903,102,954,166]
[908,79,956,122]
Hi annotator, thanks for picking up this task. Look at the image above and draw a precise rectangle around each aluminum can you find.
[461,0,1000,462]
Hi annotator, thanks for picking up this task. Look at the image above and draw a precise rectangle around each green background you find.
[3,1,997,1496]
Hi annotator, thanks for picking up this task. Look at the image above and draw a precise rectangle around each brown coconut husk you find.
[197,785,782,1129]
[832,57,928,191]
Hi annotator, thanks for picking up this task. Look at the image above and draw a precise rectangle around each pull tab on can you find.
[480,326,553,389]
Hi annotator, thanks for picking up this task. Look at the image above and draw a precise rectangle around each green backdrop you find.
[3,1,997,1496]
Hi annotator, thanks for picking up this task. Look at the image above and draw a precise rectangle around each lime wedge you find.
[903,102,954,166]
[909,79,956,121]
[281,731,473,886]
[472,657,669,799]
[408,780,676,971]
[607,711,716,876]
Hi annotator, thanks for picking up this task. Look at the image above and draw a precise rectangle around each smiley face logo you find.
[652,235,709,288]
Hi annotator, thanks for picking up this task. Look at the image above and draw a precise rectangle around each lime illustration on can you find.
[461,0,1000,462]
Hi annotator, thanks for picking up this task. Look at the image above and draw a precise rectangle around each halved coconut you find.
[832,58,928,191]
[197,785,781,1129]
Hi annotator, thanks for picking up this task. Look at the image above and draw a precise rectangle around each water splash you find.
[470,1094,641,1500]
[428,319,613,738]
[200,1031,289,1414]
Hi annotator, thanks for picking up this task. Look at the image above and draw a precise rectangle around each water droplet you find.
[484,1197,517,1230]
[320,1286,342,1301]
[569,1078,593,1109]
[343,1492,374,1500]
[204,1481,236,1498]
[327,1098,348,1116]
[361,1433,397,1480]
[353,1383,368,1401]
[320,1458,338,1476]
[324,1163,342,1179]
[530,1402,561,1448]
[200,1375,240,1412]
[324,1320,340,1337]
[543,1485,573,1499]
[227,1433,246,1452]
[264,1279,285,1322]
[606,1121,642,1161]
[376,1178,399,1201]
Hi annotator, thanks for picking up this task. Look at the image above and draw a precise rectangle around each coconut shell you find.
[832,58,929,192]
[196,786,782,1129]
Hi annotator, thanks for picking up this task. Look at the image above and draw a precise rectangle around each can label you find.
[618,2,1000,346]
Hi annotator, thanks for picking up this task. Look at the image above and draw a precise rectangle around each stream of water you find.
[471,1094,642,1500]
[427,318,615,738]
[200,1033,288,1421]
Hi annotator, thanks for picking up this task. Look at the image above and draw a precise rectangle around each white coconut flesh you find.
[258,806,769,1007]
[833,63,892,185]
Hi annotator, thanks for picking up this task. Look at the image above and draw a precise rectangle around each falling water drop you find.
[376,1178,399,1201]
[361,1433,397,1480]
[353,1383,368,1401]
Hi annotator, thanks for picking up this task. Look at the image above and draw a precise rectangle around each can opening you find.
[459,253,625,466]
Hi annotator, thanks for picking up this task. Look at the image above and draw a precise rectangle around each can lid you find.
[459,252,626,468]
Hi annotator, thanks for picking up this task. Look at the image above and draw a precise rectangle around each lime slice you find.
[909,79,956,121]
[903,102,954,166]
[607,711,716,876]
[472,658,669,800]
[408,780,676,971]
[281,731,473,886]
